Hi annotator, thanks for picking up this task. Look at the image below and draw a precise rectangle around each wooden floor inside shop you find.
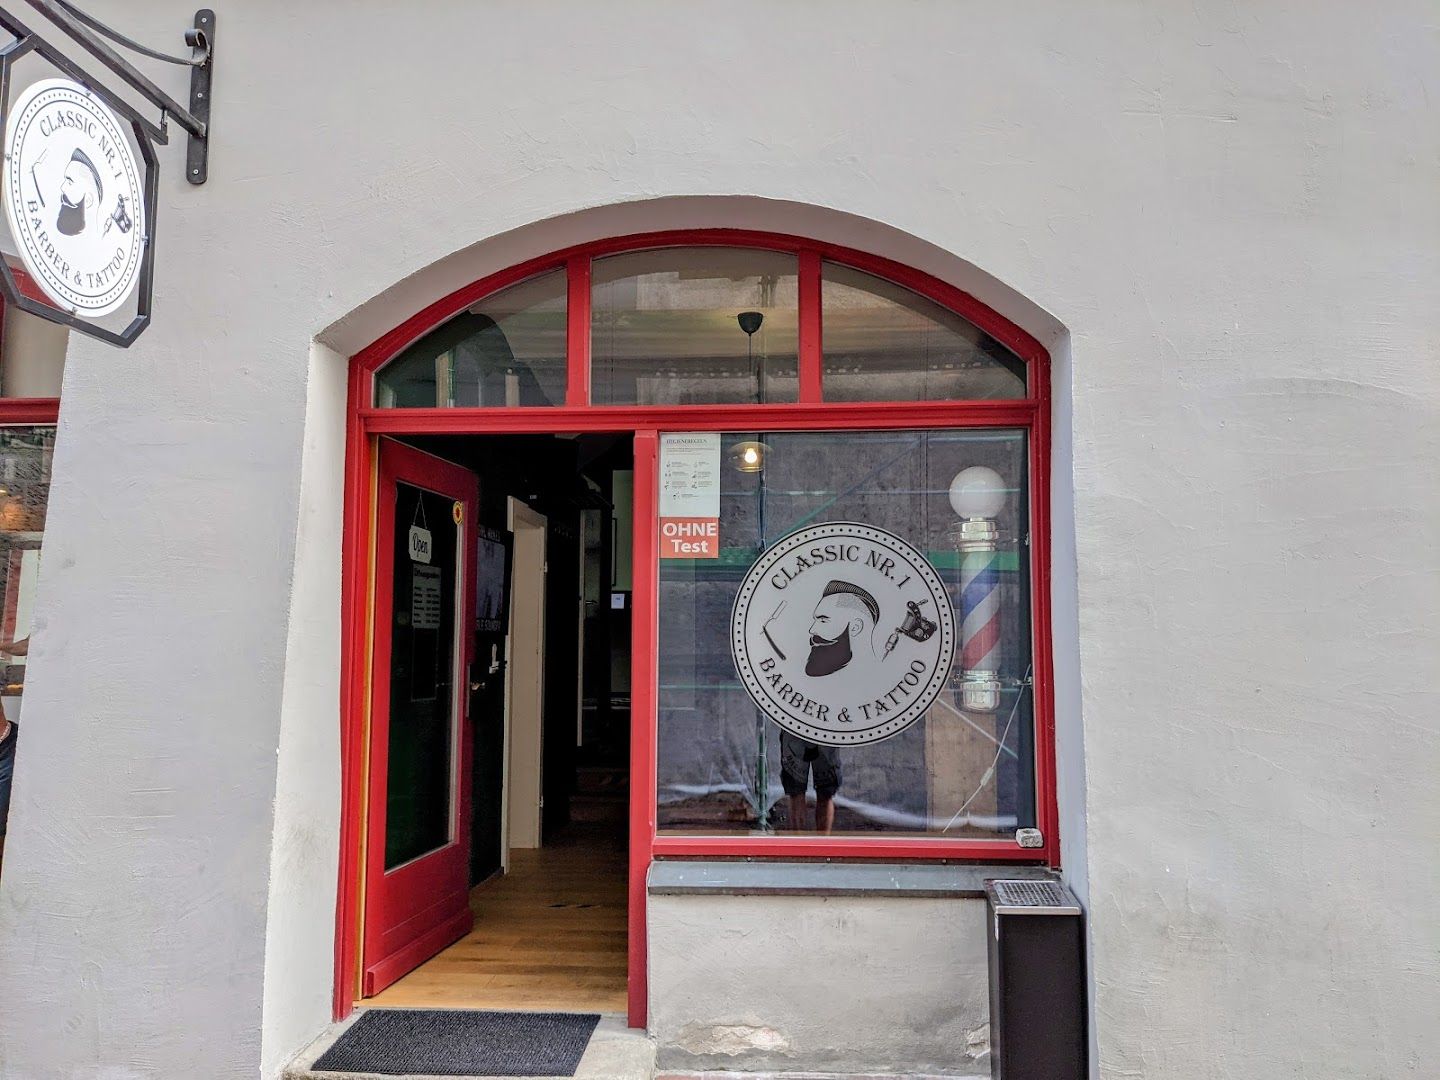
[366,818,628,1013]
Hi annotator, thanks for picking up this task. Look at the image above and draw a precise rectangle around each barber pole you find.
[948,467,1006,712]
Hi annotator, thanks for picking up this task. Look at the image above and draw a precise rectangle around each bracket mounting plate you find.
[185,9,212,184]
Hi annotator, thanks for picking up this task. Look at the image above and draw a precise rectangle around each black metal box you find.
[984,879,1087,1079]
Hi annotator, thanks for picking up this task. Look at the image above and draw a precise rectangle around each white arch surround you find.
[318,196,1068,361]
[265,197,1086,1074]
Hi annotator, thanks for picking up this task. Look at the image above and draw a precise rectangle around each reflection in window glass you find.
[385,481,460,867]
[592,248,798,405]
[822,263,1026,401]
[657,429,1033,838]
[0,427,53,721]
[1,304,66,398]
[376,270,566,407]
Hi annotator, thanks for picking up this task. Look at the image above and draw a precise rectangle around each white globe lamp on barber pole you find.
[948,466,1006,712]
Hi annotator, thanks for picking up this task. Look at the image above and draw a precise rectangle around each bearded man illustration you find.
[57,148,103,237]
[805,579,881,677]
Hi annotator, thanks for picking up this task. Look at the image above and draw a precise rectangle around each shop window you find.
[376,269,567,407]
[656,428,1034,838]
[591,248,799,405]
[0,426,53,716]
[821,262,1026,401]
[1,302,66,399]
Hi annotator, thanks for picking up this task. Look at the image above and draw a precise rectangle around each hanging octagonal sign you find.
[3,78,146,317]
[731,522,956,746]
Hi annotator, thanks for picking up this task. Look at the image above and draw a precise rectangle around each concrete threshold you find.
[285,1014,656,1080]
[657,1074,982,1080]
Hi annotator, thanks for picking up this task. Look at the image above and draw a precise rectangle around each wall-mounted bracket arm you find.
[15,1,214,182]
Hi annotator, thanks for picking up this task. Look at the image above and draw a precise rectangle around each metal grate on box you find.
[985,878,1081,914]
[995,880,1067,907]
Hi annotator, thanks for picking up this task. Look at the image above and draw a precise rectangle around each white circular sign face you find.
[3,79,145,316]
[732,522,956,746]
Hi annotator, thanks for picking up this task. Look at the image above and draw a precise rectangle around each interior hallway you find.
[365,817,628,1014]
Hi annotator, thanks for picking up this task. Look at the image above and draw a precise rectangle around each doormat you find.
[312,1009,601,1076]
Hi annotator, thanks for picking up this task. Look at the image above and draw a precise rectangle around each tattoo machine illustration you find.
[103,194,133,237]
[882,599,937,659]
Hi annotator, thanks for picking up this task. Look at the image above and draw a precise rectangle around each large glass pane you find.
[657,429,1033,838]
[385,481,460,867]
[376,270,566,407]
[592,248,798,405]
[0,426,53,724]
[1,305,66,398]
[822,263,1026,401]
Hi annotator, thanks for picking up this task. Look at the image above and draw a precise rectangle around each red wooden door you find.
[362,439,479,996]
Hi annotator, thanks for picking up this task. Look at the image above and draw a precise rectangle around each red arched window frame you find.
[336,230,1056,1025]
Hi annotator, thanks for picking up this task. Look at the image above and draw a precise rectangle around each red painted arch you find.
[335,229,1057,1029]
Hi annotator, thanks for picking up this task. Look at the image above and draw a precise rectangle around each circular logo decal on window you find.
[731,522,956,746]
[3,79,146,317]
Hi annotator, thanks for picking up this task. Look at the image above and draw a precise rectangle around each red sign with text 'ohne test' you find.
[660,515,719,558]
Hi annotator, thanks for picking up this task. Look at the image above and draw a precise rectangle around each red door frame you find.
[361,439,479,996]
[334,229,1056,1029]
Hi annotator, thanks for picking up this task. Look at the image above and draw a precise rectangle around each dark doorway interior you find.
[366,432,632,1013]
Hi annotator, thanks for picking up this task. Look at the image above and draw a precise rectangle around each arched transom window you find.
[374,242,1032,409]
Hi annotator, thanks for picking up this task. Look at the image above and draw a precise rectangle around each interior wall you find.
[506,501,546,851]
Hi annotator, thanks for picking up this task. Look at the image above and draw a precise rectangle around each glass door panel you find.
[384,481,461,868]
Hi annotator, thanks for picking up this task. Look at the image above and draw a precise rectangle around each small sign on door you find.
[411,564,442,630]
[409,525,433,564]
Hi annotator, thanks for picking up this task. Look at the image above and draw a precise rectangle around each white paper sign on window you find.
[411,564,442,630]
[659,433,720,558]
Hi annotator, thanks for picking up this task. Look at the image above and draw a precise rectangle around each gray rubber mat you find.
[312,1009,601,1076]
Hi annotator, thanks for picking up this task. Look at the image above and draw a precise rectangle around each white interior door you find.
[504,498,546,857]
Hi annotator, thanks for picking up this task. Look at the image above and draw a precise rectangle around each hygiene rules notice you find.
[659,432,720,558]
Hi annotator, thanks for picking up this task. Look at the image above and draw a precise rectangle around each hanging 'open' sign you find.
[408,525,432,564]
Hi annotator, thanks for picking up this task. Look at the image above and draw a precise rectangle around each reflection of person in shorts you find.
[781,730,841,833]
[0,636,29,870]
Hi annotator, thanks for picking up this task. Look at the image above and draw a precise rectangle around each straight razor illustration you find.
[29,148,46,207]
[762,601,787,661]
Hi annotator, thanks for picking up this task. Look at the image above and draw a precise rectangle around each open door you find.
[362,439,479,996]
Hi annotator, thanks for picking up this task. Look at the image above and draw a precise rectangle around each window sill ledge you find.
[647,859,1059,898]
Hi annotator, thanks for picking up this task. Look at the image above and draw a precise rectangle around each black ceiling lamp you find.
[738,310,765,404]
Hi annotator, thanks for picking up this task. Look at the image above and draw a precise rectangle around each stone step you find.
[285,1014,656,1080]
[658,1074,981,1079]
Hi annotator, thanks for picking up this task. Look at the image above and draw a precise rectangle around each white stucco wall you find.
[0,2,1433,1078]
[648,893,992,1075]
[258,342,347,1079]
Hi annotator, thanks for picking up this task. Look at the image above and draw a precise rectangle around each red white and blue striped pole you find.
[948,466,1005,712]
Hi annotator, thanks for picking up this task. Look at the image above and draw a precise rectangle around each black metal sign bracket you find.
[10,2,213,184]
[186,10,213,184]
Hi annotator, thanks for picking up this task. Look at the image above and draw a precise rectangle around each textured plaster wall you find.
[0,1,1433,1078]
[649,893,991,1075]
[257,342,346,1079]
